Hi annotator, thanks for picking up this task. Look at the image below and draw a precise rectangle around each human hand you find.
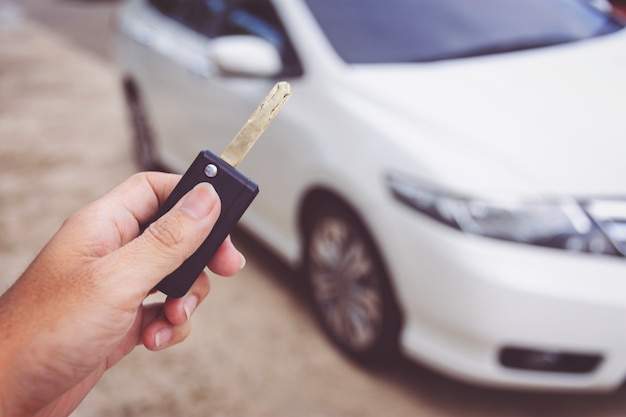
[0,172,245,417]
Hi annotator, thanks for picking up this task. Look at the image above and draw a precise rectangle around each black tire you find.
[303,199,402,365]
[122,79,165,172]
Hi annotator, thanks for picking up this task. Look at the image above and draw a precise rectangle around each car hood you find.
[344,32,626,198]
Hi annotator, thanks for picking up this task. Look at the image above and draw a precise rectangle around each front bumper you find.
[383,206,626,392]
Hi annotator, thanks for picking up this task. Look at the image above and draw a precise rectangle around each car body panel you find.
[116,0,626,391]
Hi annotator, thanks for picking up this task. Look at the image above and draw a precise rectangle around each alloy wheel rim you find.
[308,217,383,351]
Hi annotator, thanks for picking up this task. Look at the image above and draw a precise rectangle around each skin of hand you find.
[0,172,245,417]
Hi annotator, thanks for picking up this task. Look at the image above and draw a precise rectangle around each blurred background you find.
[3,0,626,416]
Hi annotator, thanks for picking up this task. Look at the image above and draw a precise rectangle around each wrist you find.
[0,334,24,417]
[0,288,42,417]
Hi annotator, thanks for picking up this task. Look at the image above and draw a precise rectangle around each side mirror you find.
[211,35,282,78]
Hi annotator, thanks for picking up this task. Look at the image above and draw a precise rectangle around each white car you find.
[115,0,626,391]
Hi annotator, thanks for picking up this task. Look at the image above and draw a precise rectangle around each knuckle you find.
[178,323,192,342]
[129,171,150,184]
[193,271,211,298]
[145,214,187,250]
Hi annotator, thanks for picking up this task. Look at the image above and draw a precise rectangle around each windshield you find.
[303,0,623,63]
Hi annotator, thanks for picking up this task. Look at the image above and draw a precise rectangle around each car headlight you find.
[386,173,619,256]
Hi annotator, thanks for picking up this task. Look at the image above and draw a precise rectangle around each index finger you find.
[107,172,182,226]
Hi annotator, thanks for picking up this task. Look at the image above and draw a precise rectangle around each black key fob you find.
[146,150,258,298]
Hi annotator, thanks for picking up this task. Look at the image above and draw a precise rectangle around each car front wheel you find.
[303,200,402,365]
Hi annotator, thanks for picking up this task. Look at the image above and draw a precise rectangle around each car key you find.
[147,81,292,298]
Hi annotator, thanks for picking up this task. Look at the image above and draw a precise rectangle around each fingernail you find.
[240,253,247,270]
[183,295,198,320]
[180,183,217,220]
[155,327,173,349]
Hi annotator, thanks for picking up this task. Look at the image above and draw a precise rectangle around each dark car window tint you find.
[149,0,223,36]
[304,0,623,63]
[217,0,303,76]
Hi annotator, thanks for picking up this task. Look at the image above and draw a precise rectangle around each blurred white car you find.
[115,0,626,391]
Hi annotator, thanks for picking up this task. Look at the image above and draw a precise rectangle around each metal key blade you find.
[221,81,292,168]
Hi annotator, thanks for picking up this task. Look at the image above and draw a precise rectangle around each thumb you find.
[105,182,222,291]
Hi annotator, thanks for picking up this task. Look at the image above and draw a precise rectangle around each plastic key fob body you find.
[150,150,258,298]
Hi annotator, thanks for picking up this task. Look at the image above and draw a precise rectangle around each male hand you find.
[0,172,244,417]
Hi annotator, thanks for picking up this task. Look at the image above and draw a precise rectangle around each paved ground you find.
[6,4,626,417]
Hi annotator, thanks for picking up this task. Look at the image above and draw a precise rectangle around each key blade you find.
[221,81,292,168]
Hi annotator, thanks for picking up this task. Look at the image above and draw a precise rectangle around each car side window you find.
[148,0,224,36]
[217,0,303,77]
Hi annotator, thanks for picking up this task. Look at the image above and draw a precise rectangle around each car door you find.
[193,0,307,254]
[127,0,307,254]
[120,0,244,167]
